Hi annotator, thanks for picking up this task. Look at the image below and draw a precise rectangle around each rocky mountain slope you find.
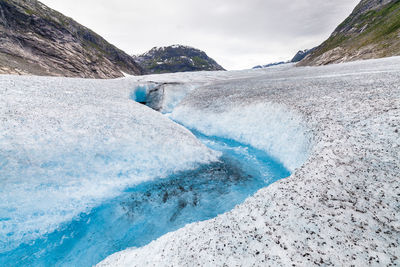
[133,45,225,74]
[298,0,400,66]
[0,0,143,78]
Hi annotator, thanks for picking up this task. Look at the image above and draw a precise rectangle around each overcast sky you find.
[40,0,359,70]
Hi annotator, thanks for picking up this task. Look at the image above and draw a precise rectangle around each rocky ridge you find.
[0,0,143,78]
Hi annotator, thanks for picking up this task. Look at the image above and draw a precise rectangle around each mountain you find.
[133,45,225,74]
[252,48,317,69]
[0,0,143,78]
[291,48,316,63]
[252,61,288,69]
[298,0,400,66]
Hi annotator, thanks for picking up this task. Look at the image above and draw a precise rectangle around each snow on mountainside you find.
[99,56,400,266]
[133,45,225,74]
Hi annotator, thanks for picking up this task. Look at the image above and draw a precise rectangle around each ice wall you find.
[172,102,312,172]
[156,83,198,113]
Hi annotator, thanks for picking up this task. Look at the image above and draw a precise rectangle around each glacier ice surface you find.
[1,63,315,266]
[98,56,400,267]
[0,75,219,254]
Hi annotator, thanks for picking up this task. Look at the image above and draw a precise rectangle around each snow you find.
[98,56,400,266]
[120,71,132,77]
[0,75,219,254]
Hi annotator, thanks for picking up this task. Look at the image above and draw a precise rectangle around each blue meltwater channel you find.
[0,130,290,267]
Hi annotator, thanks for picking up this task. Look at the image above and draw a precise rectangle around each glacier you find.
[0,67,298,266]
[99,57,400,266]
[2,56,399,266]
[0,75,222,262]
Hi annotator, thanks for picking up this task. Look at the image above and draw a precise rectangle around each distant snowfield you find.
[99,57,400,266]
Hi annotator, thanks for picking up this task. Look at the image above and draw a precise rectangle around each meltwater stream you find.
[0,131,290,267]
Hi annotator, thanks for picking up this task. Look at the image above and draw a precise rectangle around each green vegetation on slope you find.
[299,0,400,65]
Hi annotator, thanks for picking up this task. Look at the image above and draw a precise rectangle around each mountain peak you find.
[291,48,316,63]
[133,45,225,74]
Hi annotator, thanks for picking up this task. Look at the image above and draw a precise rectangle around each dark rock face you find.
[0,0,143,78]
[298,0,400,66]
[133,45,225,74]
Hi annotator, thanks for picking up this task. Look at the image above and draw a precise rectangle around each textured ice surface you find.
[99,57,400,266]
[0,76,220,254]
[156,83,198,114]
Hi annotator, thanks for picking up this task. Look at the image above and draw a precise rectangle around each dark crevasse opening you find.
[0,130,290,267]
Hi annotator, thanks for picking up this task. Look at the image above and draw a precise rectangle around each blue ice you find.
[130,85,149,103]
[0,132,290,266]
